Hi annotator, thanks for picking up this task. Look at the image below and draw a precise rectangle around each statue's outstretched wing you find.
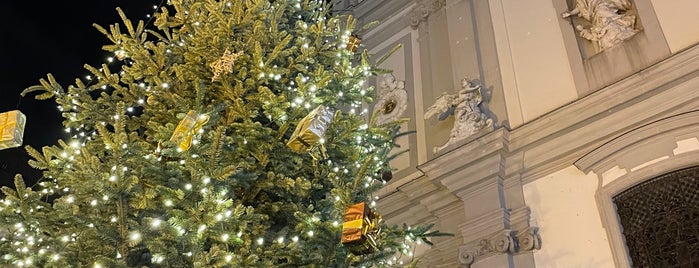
[424,94,456,120]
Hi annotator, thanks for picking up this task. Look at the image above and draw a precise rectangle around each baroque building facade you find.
[333,0,699,267]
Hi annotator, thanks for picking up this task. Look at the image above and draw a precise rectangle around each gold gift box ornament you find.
[341,202,382,255]
[346,34,362,53]
[0,110,27,150]
[286,105,334,152]
[169,110,209,152]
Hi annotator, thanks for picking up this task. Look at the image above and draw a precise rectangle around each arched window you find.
[613,166,699,267]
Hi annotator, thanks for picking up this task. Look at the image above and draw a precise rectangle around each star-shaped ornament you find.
[210,48,243,81]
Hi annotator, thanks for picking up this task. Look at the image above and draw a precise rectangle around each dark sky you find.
[0,1,159,187]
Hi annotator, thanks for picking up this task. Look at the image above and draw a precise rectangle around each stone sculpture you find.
[425,78,493,153]
[561,0,638,51]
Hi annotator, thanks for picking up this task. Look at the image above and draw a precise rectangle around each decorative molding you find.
[572,111,699,267]
[516,227,542,251]
[506,43,699,184]
[574,111,699,174]
[596,151,699,267]
[407,0,446,29]
[458,227,541,267]
[458,230,515,267]
[374,74,408,125]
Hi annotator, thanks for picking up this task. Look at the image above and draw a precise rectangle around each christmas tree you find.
[0,0,444,267]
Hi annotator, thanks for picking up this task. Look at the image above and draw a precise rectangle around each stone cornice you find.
[420,127,508,179]
[458,208,510,241]
[575,110,699,174]
[507,43,699,184]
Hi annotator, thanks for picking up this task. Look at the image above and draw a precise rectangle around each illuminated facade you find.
[334,0,699,266]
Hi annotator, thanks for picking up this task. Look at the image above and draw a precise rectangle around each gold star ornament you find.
[209,48,243,81]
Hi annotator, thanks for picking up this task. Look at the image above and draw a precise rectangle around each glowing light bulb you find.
[129,232,141,241]
[151,219,161,228]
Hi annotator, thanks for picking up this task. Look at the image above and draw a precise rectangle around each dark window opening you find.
[614,166,699,268]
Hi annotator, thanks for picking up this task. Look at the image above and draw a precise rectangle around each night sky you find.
[0,1,159,187]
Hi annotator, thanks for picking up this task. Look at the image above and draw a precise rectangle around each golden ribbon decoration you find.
[170,110,210,152]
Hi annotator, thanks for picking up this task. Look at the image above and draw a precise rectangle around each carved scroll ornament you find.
[408,0,446,29]
[458,228,541,267]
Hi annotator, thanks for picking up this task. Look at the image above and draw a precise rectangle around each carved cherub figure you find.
[561,0,638,50]
[425,78,493,153]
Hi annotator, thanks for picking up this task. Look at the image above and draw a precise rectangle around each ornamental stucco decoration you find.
[518,227,542,251]
[458,228,541,267]
[561,0,638,51]
[374,74,408,125]
[424,78,494,153]
[458,230,515,267]
[408,0,446,29]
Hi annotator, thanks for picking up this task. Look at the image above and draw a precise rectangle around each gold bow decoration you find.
[169,110,210,152]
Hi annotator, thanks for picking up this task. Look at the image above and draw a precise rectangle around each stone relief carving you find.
[561,0,639,51]
[373,74,408,125]
[458,228,542,267]
[408,0,446,29]
[424,78,494,153]
[517,227,542,251]
[458,230,515,267]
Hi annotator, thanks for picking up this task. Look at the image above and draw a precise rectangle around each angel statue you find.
[425,78,493,153]
[561,0,638,51]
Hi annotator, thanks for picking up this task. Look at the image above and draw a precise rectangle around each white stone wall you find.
[650,0,699,53]
[522,166,615,268]
[488,0,577,127]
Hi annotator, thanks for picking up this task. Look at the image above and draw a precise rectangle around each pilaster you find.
[419,128,540,267]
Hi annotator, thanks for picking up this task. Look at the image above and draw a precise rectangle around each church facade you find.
[334,0,699,267]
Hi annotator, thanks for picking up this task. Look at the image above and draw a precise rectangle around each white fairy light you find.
[151,218,162,228]
[129,232,141,242]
